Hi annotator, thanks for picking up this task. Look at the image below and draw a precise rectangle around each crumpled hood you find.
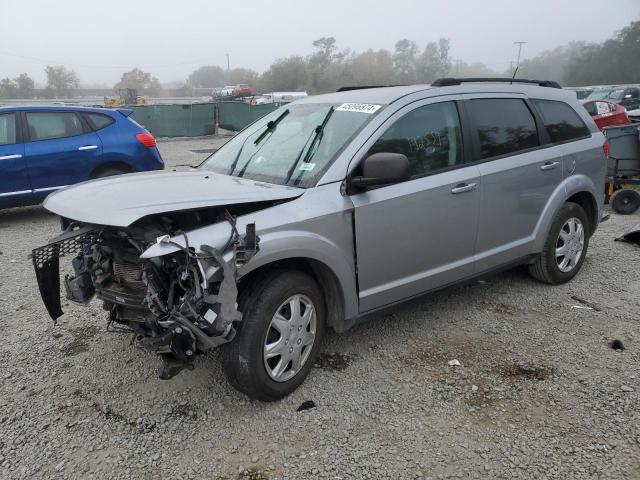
[44,170,304,227]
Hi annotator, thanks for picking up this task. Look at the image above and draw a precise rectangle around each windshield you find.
[200,102,380,187]
[587,89,624,101]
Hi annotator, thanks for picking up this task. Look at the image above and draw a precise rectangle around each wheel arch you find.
[532,174,600,252]
[566,190,598,236]
[89,160,134,179]
[239,256,350,333]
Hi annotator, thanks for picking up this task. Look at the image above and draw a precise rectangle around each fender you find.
[141,211,357,325]
[532,174,598,252]
[238,229,358,320]
[142,226,358,323]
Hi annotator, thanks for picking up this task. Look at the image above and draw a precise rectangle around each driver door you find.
[349,97,481,312]
[0,112,31,208]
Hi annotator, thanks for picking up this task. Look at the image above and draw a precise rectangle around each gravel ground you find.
[1,137,640,479]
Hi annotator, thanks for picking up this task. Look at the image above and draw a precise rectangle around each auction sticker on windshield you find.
[336,103,382,114]
[299,162,316,171]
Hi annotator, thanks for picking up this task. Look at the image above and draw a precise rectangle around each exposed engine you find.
[32,209,259,379]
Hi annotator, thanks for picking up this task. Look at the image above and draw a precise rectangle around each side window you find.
[582,101,597,116]
[596,102,612,115]
[85,113,115,130]
[26,112,84,141]
[533,99,590,143]
[368,101,463,178]
[624,88,639,100]
[467,99,539,159]
[0,113,17,146]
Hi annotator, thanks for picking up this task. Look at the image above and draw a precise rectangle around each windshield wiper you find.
[227,135,251,176]
[253,109,289,146]
[284,106,334,184]
[227,109,289,176]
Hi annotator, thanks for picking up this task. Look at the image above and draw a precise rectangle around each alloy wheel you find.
[555,217,584,273]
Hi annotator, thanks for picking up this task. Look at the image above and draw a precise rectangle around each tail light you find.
[603,139,609,159]
[135,132,156,147]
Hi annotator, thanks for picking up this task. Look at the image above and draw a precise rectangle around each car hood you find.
[44,170,304,227]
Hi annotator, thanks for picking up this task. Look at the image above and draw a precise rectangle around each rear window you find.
[85,113,115,130]
[533,99,590,143]
[26,111,84,141]
[467,98,539,159]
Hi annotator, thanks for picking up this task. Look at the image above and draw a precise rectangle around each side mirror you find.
[349,152,410,190]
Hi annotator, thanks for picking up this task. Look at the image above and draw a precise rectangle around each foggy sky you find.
[1,0,638,86]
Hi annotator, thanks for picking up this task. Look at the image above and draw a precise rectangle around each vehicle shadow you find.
[0,205,54,226]
[321,266,533,348]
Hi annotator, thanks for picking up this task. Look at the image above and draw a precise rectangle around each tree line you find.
[1,19,638,99]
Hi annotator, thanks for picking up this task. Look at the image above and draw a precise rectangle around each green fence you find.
[129,103,215,138]
[127,101,281,138]
[218,102,280,132]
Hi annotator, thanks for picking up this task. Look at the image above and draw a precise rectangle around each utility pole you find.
[226,53,230,71]
[514,41,527,72]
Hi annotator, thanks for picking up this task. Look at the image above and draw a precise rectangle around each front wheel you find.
[221,270,325,401]
[528,202,590,285]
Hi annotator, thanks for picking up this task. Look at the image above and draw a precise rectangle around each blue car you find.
[0,105,164,209]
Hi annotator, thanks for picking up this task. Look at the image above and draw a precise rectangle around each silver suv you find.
[33,78,606,400]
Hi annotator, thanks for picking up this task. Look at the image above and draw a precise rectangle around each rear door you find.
[531,99,599,200]
[0,112,31,208]
[23,110,102,199]
[464,95,563,272]
[350,97,481,311]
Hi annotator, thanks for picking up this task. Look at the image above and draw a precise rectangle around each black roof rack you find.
[431,77,562,89]
[336,85,404,92]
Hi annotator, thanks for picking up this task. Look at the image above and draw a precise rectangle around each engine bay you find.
[32,208,259,379]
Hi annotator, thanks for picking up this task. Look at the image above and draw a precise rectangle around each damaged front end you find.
[32,212,259,379]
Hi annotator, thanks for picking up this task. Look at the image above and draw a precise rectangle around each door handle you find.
[78,145,98,151]
[540,161,559,171]
[0,154,22,160]
[451,182,477,194]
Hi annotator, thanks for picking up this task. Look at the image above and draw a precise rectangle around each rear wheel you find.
[221,270,325,401]
[528,202,589,285]
[611,189,640,215]
[92,168,128,179]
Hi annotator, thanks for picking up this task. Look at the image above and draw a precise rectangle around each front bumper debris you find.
[31,224,99,322]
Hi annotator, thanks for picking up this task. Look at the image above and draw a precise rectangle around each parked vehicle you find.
[567,86,594,100]
[33,79,605,401]
[231,84,253,97]
[587,85,640,111]
[0,105,163,209]
[218,86,236,97]
[581,99,630,129]
[627,108,640,123]
[261,92,308,103]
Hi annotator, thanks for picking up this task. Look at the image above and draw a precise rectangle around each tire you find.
[528,202,590,285]
[221,270,325,401]
[611,189,640,215]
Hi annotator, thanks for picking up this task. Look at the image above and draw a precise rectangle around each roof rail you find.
[431,77,562,89]
[336,85,404,92]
